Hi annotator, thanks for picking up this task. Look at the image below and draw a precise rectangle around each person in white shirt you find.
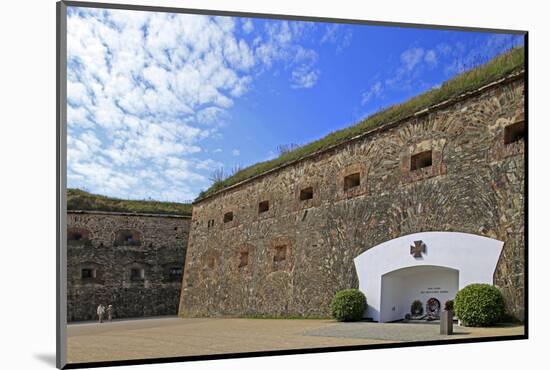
[97,304,105,323]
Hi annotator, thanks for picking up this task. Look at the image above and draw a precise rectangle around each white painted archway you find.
[353,232,503,322]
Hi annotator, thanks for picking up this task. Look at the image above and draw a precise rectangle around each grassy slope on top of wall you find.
[197,47,524,201]
[67,188,192,216]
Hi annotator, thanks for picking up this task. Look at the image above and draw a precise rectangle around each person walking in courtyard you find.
[106,304,113,322]
[97,304,105,323]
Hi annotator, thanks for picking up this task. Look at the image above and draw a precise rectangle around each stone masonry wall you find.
[179,75,525,320]
[67,211,190,322]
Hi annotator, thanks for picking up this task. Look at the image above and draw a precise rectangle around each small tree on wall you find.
[277,143,301,156]
[209,165,242,185]
[209,167,226,183]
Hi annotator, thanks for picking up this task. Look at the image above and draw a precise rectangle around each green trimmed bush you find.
[454,284,505,327]
[330,289,367,322]
[411,300,423,315]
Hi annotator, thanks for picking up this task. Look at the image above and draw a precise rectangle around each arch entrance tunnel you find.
[381,265,458,322]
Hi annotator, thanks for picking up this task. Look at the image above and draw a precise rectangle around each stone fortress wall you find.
[179,73,525,320]
[67,210,190,321]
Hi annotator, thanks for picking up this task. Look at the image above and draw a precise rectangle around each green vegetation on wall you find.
[67,188,192,216]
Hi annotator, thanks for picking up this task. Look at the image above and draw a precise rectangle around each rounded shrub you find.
[411,300,423,315]
[454,284,505,327]
[330,289,367,322]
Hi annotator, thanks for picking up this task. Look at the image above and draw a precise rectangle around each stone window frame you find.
[504,121,525,145]
[269,236,294,273]
[191,207,201,228]
[201,250,221,274]
[235,244,255,274]
[300,187,314,200]
[273,245,286,260]
[256,193,274,221]
[399,138,447,183]
[336,163,368,200]
[163,263,183,283]
[272,245,288,272]
[295,182,320,210]
[77,262,104,285]
[81,267,96,279]
[410,150,433,171]
[343,172,361,190]
[67,227,93,246]
[239,250,249,268]
[113,229,142,247]
[223,211,234,223]
[258,200,270,213]
[201,249,222,279]
[124,262,150,285]
[207,218,216,230]
[488,112,525,161]
[130,267,145,281]
[222,208,237,229]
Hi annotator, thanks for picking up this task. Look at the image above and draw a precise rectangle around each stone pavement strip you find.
[67,317,525,364]
[302,321,524,342]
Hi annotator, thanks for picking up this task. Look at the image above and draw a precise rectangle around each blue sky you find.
[66,7,524,202]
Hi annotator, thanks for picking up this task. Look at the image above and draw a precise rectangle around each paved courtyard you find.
[67,317,524,364]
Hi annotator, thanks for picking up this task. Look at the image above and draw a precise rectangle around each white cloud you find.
[320,24,352,52]
[66,9,337,200]
[361,81,383,105]
[294,46,318,65]
[359,45,440,108]
[196,107,227,125]
[79,131,102,151]
[223,37,256,70]
[242,19,254,34]
[385,46,440,89]
[66,9,266,200]
[401,47,425,71]
[195,158,223,170]
[254,21,321,89]
[67,80,91,106]
[320,24,338,44]
[232,149,240,156]
[437,43,452,56]
[289,47,319,89]
[67,105,94,128]
[424,49,437,66]
[291,65,320,89]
